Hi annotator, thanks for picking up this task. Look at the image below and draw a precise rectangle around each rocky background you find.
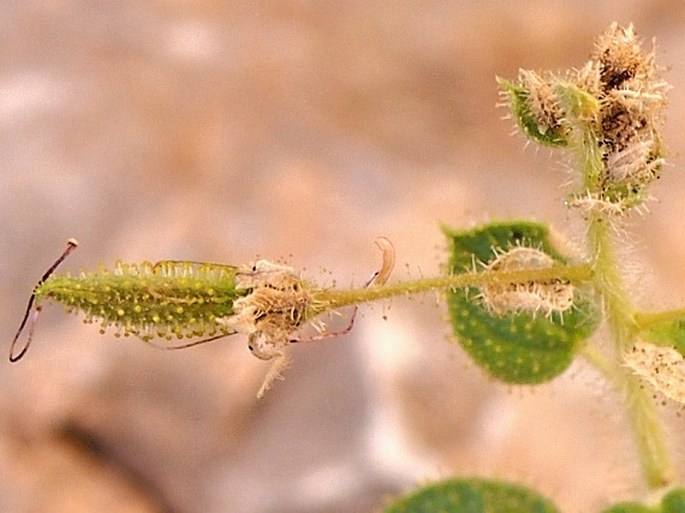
[2,2,685,512]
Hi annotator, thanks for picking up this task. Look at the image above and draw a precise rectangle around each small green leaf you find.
[498,77,568,148]
[384,477,560,513]
[445,221,599,384]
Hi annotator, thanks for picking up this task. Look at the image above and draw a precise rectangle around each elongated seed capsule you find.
[36,261,245,342]
[12,238,390,400]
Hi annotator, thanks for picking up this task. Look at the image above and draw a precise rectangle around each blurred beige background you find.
[2,2,685,512]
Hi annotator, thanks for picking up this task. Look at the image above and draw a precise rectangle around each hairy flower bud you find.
[501,23,669,215]
[498,72,569,148]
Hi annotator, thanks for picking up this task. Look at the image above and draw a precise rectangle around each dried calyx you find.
[219,260,313,360]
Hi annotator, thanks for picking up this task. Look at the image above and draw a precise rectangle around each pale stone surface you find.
[1,3,684,512]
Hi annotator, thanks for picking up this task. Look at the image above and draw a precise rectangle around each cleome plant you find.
[9,23,685,512]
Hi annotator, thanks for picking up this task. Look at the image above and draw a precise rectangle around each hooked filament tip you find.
[9,239,79,362]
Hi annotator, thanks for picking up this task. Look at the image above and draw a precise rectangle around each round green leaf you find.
[444,221,599,383]
[384,478,560,513]
[663,489,685,513]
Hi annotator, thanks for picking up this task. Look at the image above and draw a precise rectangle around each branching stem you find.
[582,131,674,488]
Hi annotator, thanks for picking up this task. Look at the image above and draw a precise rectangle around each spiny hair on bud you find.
[477,245,575,318]
[593,23,656,92]
[516,70,569,141]
[578,23,668,211]
[497,73,569,148]
[565,189,650,217]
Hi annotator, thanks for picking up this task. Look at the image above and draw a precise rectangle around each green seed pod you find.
[35,261,242,341]
[8,239,374,398]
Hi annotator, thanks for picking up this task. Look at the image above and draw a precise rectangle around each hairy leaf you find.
[445,221,599,383]
[498,77,569,148]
